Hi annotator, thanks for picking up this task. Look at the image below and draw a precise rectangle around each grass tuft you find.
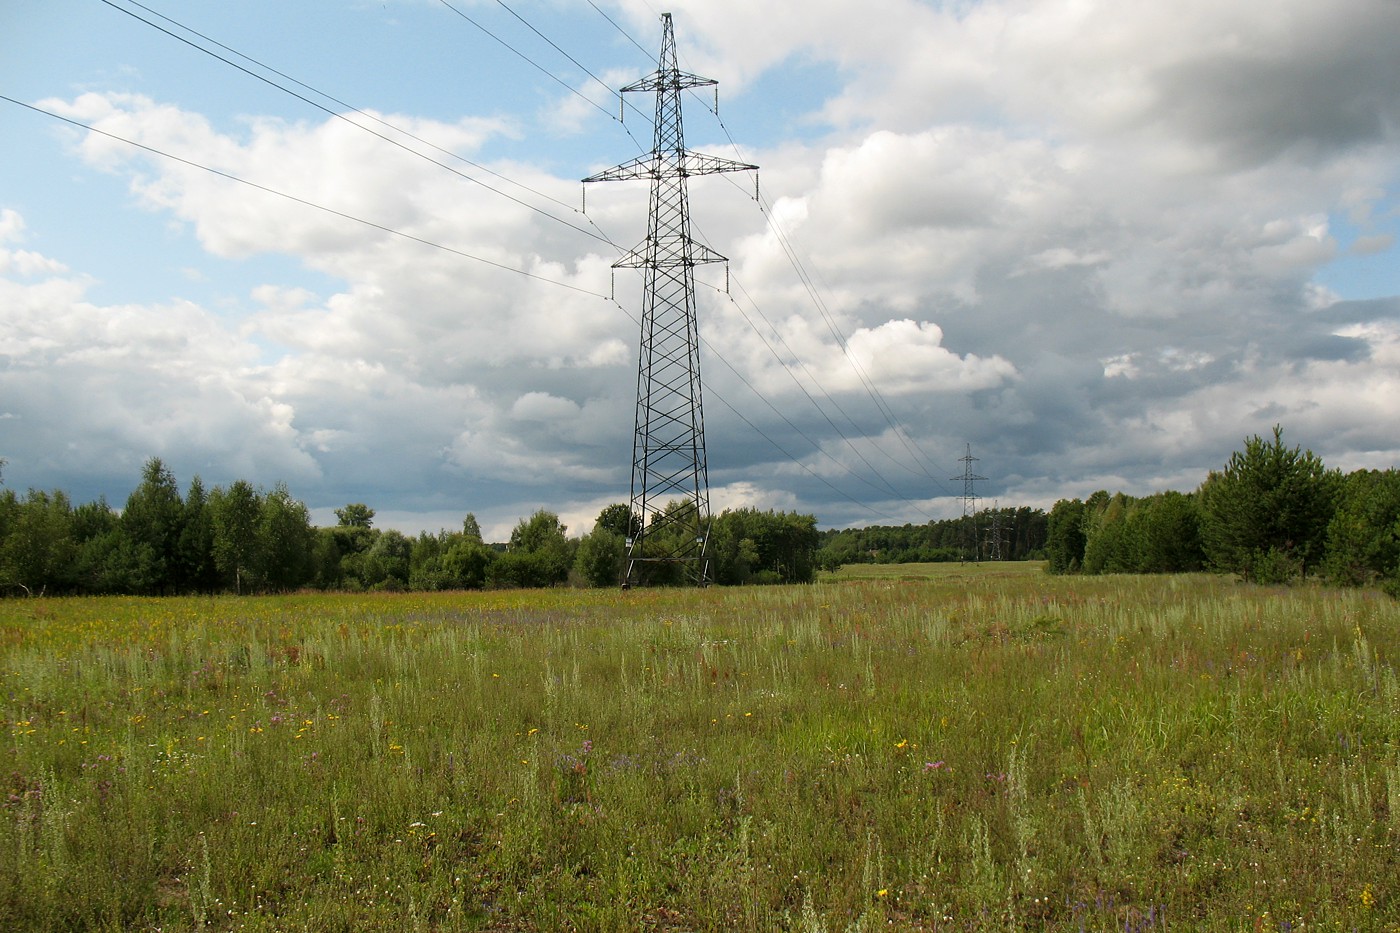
[1,564,1397,929]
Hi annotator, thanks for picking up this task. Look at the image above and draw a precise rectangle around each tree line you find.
[0,458,822,596]
[1046,426,1400,596]
[815,506,1049,569]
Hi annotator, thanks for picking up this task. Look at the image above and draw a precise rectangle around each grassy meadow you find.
[2,563,1398,931]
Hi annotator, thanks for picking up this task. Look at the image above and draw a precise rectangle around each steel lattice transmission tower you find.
[952,444,987,562]
[987,499,1006,561]
[583,13,757,586]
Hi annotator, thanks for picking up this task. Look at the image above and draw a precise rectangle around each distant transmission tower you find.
[583,14,757,586]
[987,499,1006,561]
[952,444,986,562]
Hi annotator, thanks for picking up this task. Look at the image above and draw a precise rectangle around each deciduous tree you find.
[506,510,573,586]
[1322,469,1400,588]
[121,458,184,594]
[260,483,315,591]
[1045,498,1087,573]
[210,481,262,594]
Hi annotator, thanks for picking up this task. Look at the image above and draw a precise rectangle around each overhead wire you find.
[489,0,646,123]
[708,286,934,519]
[96,0,615,249]
[693,91,960,496]
[435,0,654,151]
[660,26,953,487]
[583,5,957,510]
[683,202,940,518]
[598,7,958,496]
[112,0,583,214]
[694,273,938,519]
[686,278,913,510]
[738,193,955,493]
[70,0,949,518]
[606,298,895,521]
[585,0,653,58]
[1,95,608,299]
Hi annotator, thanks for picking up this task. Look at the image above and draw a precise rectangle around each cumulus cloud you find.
[4,0,1400,532]
[0,240,320,489]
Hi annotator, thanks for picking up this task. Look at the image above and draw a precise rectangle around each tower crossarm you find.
[620,71,716,94]
[579,12,755,587]
[582,150,757,184]
[612,237,728,269]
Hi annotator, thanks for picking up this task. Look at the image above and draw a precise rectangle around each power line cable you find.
[699,295,911,513]
[96,0,614,248]
[78,4,942,518]
[470,9,957,509]
[683,212,936,517]
[697,99,956,491]
[434,0,619,125]
[591,14,947,514]
[607,300,894,521]
[490,0,648,123]
[698,277,936,518]
[749,200,955,492]
[114,0,581,214]
[584,0,653,58]
[2,95,608,298]
[7,92,891,518]
[6,93,893,516]
[752,183,944,479]
[698,159,954,491]
[434,0,652,148]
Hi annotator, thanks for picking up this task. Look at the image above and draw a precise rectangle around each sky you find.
[3,0,1400,541]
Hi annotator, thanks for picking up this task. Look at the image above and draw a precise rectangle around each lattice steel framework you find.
[952,444,987,562]
[987,499,1005,561]
[584,13,756,586]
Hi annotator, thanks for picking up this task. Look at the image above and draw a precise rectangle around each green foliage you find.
[487,549,558,588]
[74,527,152,595]
[309,527,345,590]
[209,480,262,594]
[360,529,412,591]
[1082,492,1136,574]
[335,502,376,528]
[406,527,497,591]
[574,528,625,587]
[407,530,451,590]
[510,509,567,553]
[6,431,1395,600]
[1323,469,1400,587]
[0,489,76,595]
[1075,491,1205,576]
[1199,426,1341,582]
[2,572,1398,929]
[259,483,315,592]
[442,538,495,589]
[175,477,218,593]
[120,457,184,594]
[709,507,820,584]
[1135,491,1205,573]
[69,498,122,592]
[626,500,702,585]
[819,508,1048,570]
[594,503,641,539]
[1045,498,1086,573]
[506,510,574,586]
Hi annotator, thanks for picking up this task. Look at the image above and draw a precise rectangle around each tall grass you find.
[1,565,1397,930]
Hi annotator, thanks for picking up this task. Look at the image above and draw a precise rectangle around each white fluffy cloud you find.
[4,0,1400,534]
[0,237,320,485]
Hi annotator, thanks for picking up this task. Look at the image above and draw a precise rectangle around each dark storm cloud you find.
[1147,1,1400,168]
